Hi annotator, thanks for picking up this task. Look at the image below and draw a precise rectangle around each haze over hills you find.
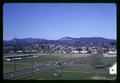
[3,37,116,46]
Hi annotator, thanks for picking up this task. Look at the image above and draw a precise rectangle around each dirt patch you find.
[91,76,107,80]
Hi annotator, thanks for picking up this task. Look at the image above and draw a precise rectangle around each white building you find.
[15,57,22,60]
[17,50,22,53]
[109,63,117,75]
[103,50,117,57]
[108,50,116,55]
[5,58,11,61]
[72,50,79,53]
[80,50,88,54]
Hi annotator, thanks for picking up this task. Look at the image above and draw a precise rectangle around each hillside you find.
[4,37,116,46]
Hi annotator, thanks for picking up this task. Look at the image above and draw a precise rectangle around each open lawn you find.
[4,53,116,80]
[102,57,116,65]
[3,54,67,73]
[10,66,116,80]
[3,63,31,73]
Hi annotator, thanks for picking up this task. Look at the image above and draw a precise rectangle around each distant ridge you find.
[4,37,116,46]
[58,37,74,41]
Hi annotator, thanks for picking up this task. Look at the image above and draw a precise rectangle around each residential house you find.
[103,50,116,57]
[80,50,88,54]
[72,50,79,53]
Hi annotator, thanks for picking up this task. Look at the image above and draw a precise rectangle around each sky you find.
[3,3,116,40]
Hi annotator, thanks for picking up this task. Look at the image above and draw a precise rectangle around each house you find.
[72,50,79,53]
[15,57,22,60]
[103,50,117,57]
[9,51,15,53]
[16,50,22,53]
[109,63,117,74]
[5,58,11,61]
[80,50,88,54]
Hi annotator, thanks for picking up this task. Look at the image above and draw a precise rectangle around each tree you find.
[110,41,116,46]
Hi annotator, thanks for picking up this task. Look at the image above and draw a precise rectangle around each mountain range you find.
[3,37,116,46]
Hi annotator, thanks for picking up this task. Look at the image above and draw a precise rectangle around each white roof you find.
[108,51,116,54]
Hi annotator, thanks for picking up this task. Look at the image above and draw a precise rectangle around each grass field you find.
[3,53,116,80]
[10,66,116,80]
[102,57,116,65]
[3,54,67,73]
[3,63,31,73]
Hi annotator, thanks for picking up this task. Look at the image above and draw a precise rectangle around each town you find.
[3,37,116,54]
[4,43,116,55]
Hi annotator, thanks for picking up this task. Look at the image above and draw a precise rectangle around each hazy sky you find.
[3,3,116,40]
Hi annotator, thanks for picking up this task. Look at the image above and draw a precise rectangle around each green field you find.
[4,53,116,80]
[102,58,116,65]
[3,63,32,73]
[10,66,116,80]
[3,54,67,73]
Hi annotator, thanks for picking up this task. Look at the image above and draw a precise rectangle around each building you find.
[5,58,11,61]
[72,50,79,53]
[9,51,15,53]
[108,50,116,55]
[109,63,117,74]
[80,50,88,54]
[103,50,117,57]
[15,57,22,60]
[16,50,23,53]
